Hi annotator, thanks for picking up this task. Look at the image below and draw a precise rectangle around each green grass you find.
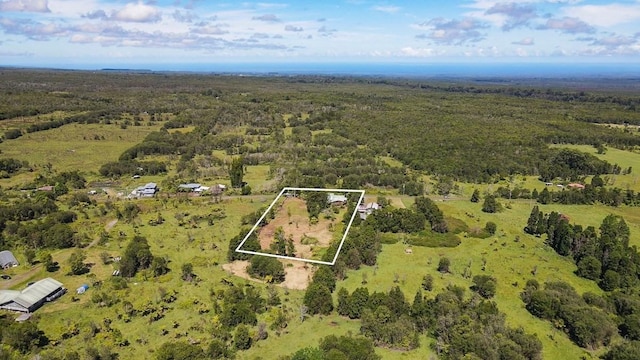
[5,190,639,359]
[0,122,163,175]
[551,144,640,191]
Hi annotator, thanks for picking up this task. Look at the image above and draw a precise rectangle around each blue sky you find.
[1,0,640,68]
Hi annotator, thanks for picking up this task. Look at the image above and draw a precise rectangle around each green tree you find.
[155,341,204,360]
[312,266,336,293]
[228,157,244,188]
[120,235,154,278]
[471,275,497,298]
[234,324,252,350]
[291,347,324,360]
[421,274,434,291]
[337,287,350,316]
[319,335,380,360]
[524,206,540,235]
[602,341,640,360]
[304,283,333,315]
[305,191,329,218]
[68,249,87,275]
[470,189,480,203]
[247,256,285,283]
[576,256,601,280]
[40,252,56,272]
[207,339,232,359]
[600,270,620,291]
[538,187,552,204]
[151,256,170,277]
[24,248,36,265]
[348,287,370,319]
[485,221,497,235]
[438,257,451,273]
[2,322,48,354]
[181,263,193,281]
[481,194,501,213]
[591,174,605,187]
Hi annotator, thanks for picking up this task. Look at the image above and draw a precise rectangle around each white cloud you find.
[372,5,400,14]
[400,46,434,56]
[0,0,49,12]
[284,24,303,32]
[252,14,280,22]
[112,2,162,23]
[512,37,534,45]
[537,16,594,34]
[563,4,640,27]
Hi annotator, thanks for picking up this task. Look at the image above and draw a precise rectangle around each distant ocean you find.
[7,62,640,78]
[111,62,640,78]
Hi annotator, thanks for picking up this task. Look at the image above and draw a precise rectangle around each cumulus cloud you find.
[284,24,303,32]
[172,10,198,23]
[317,25,336,36]
[251,32,270,39]
[485,2,537,30]
[417,17,487,45]
[537,16,594,34]
[0,0,49,12]
[400,46,435,57]
[512,37,534,45]
[563,4,640,27]
[0,17,66,40]
[82,10,107,20]
[373,5,400,14]
[252,14,280,22]
[82,2,162,23]
[112,2,162,23]
[590,35,637,49]
[191,24,228,35]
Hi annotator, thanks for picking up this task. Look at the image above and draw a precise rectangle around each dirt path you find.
[1,219,118,290]
[86,219,118,249]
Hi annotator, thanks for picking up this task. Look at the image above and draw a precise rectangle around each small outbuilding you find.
[0,250,19,269]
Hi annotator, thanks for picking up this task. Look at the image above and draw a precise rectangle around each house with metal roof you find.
[0,278,66,313]
[327,193,348,205]
[131,182,159,198]
[0,250,19,269]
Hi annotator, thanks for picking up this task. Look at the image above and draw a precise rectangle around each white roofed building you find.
[0,278,66,313]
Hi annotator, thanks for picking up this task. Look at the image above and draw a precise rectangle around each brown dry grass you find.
[257,197,338,259]
[221,259,313,290]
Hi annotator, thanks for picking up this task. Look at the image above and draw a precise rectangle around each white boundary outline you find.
[235,187,365,265]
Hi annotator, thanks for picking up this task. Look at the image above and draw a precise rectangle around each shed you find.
[0,250,19,269]
[0,278,66,313]
[327,193,348,205]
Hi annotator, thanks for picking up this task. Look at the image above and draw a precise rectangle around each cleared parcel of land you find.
[236,187,364,264]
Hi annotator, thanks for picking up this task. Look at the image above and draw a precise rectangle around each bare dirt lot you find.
[257,197,344,259]
[222,260,313,290]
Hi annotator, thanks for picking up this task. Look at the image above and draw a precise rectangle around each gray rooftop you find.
[0,250,19,268]
[0,278,63,309]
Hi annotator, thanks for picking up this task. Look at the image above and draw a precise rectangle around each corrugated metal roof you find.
[0,250,19,267]
[18,279,58,307]
[0,290,20,304]
[0,278,63,309]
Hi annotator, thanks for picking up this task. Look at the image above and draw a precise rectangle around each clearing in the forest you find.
[235,187,364,265]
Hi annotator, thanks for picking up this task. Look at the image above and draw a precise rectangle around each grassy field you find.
[2,72,640,359]
[551,144,640,191]
[0,122,163,176]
